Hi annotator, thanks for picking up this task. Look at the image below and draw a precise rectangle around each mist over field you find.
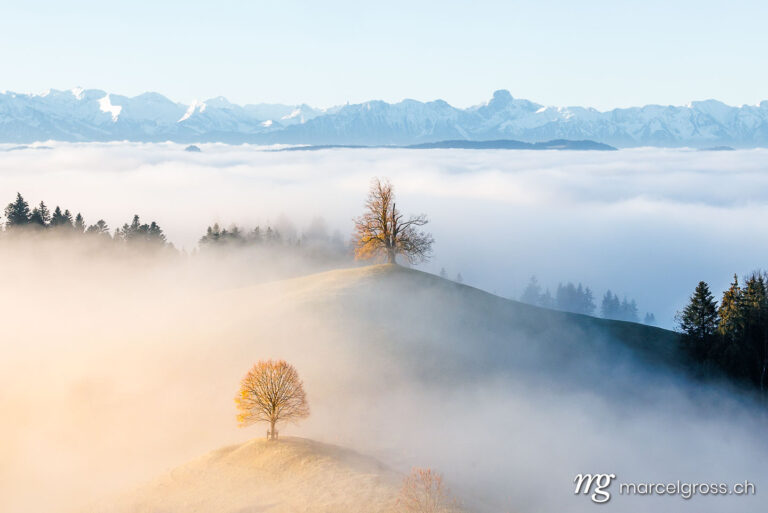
[0,240,766,513]
[0,142,766,513]
[1,143,767,326]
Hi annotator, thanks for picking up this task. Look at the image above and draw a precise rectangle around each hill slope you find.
[87,437,400,513]
[232,264,683,386]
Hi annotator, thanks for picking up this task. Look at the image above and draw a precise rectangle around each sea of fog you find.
[1,142,767,326]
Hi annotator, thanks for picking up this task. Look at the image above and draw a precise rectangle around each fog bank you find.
[1,143,766,325]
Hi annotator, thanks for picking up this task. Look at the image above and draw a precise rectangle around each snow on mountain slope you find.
[1,88,767,146]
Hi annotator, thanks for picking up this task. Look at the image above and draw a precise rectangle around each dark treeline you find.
[678,274,768,393]
[1,193,350,262]
[2,192,168,248]
[520,275,654,324]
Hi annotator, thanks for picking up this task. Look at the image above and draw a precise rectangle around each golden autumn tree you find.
[235,360,309,441]
[353,178,433,264]
[397,468,461,513]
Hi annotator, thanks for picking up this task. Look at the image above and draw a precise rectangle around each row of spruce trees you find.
[2,193,347,255]
[678,274,768,392]
[519,276,654,324]
[2,192,167,245]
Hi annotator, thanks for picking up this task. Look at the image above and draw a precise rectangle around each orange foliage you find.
[235,359,309,440]
[397,467,461,513]
[353,178,433,264]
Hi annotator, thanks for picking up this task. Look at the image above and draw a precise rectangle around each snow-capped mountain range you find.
[2,88,768,147]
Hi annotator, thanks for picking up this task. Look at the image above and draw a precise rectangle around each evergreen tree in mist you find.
[29,201,51,227]
[522,277,641,320]
[677,281,719,361]
[555,282,596,315]
[679,272,768,393]
[86,219,110,237]
[520,276,543,305]
[4,193,31,227]
[74,213,86,233]
[738,273,768,391]
[200,223,248,246]
[116,215,166,246]
[644,312,656,325]
[620,297,640,323]
[601,290,620,319]
[717,275,743,345]
[49,206,71,228]
[540,289,555,309]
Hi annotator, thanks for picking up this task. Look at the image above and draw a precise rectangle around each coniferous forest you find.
[678,275,768,394]
[519,275,653,324]
[1,192,349,260]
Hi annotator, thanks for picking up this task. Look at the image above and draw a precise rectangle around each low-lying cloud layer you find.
[1,143,766,325]
[2,142,768,513]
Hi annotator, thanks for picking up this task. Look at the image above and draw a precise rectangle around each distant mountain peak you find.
[1,88,767,147]
[491,89,513,102]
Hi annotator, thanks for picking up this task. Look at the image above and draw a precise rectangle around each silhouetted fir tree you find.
[200,223,249,247]
[264,227,281,244]
[677,281,719,361]
[455,273,463,283]
[85,219,110,236]
[601,290,620,319]
[555,282,596,315]
[620,297,639,322]
[520,276,543,305]
[717,275,743,344]
[74,213,86,233]
[117,215,166,246]
[740,273,768,391]
[644,312,656,325]
[200,223,223,245]
[583,287,596,316]
[439,267,447,279]
[29,201,51,227]
[540,289,555,308]
[50,206,68,228]
[4,193,31,227]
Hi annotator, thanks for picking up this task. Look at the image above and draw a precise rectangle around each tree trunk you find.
[269,419,276,441]
[387,248,396,264]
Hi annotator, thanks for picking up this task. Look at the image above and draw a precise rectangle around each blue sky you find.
[1,0,766,109]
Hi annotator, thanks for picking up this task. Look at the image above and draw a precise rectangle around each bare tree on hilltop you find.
[353,178,433,264]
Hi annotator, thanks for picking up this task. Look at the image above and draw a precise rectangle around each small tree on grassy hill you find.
[235,360,309,441]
